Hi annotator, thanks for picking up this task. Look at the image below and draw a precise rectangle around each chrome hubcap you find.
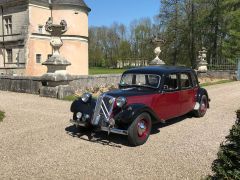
[201,101,207,113]
[138,121,147,136]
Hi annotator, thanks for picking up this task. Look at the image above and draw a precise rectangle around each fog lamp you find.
[76,112,82,119]
[82,114,90,122]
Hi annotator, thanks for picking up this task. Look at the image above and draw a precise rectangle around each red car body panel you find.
[126,87,198,121]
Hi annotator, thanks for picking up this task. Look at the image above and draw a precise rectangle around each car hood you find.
[105,87,157,97]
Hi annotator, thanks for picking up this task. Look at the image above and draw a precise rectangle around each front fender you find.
[70,98,96,116]
[114,103,160,126]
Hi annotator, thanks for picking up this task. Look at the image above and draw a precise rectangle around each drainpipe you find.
[49,0,52,18]
[49,0,53,54]
[1,5,5,67]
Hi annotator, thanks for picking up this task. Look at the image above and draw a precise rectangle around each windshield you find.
[120,73,161,89]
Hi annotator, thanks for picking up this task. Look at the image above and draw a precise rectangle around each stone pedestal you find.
[40,18,74,99]
[40,85,74,99]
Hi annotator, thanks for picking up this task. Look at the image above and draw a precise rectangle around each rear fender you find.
[196,88,210,108]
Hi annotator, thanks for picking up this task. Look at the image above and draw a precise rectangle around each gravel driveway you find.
[0,82,239,180]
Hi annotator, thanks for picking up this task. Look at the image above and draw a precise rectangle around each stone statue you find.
[196,47,208,72]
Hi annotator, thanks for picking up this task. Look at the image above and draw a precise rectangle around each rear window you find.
[180,73,192,89]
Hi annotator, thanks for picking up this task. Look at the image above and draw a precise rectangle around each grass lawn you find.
[200,79,234,87]
[62,95,80,101]
[0,111,5,122]
[89,67,127,75]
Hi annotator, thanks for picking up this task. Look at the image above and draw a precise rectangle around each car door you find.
[153,73,181,121]
[179,72,197,115]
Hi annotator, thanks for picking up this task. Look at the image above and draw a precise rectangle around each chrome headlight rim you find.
[116,96,127,108]
[81,93,92,103]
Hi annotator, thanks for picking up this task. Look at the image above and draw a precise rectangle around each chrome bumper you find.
[70,119,128,136]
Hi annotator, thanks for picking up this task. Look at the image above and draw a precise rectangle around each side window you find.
[121,74,133,85]
[180,73,192,89]
[135,74,146,85]
[163,74,178,91]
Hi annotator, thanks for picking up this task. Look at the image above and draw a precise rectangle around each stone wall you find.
[0,74,122,95]
[70,74,121,92]
[198,70,237,80]
[0,75,41,94]
[0,70,237,96]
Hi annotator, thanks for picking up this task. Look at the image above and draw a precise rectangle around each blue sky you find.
[85,0,160,27]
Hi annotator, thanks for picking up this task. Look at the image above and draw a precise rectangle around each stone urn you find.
[149,34,166,66]
[40,18,74,99]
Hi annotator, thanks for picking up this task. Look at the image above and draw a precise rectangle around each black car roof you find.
[123,66,194,75]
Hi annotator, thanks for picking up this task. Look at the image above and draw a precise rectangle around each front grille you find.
[91,94,115,126]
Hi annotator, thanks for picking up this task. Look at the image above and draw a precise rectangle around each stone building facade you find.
[0,0,90,76]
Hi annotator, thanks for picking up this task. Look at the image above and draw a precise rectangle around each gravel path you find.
[0,82,239,180]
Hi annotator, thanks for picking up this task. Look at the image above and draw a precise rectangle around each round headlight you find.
[116,97,127,108]
[81,93,92,103]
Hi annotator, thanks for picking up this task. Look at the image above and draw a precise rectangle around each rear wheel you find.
[194,95,208,117]
[128,113,152,146]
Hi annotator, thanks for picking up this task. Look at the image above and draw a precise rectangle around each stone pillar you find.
[149,34,166,66]
[40,18,74,99]
[196,47,208,73]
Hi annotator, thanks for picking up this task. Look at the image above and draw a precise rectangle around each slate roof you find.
[0,0,91,12]
[52,0,91,12]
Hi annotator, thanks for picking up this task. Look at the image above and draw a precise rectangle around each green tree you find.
[222,0,240,61]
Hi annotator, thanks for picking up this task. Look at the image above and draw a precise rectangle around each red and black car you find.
[70,66,210,146]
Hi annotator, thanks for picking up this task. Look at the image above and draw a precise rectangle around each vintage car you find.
[70,66,210,146]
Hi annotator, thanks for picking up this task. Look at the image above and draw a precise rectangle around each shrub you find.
[208,109,240,179]
[0,111,5,122]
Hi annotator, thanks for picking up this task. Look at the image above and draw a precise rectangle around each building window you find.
[36,54,42,63]
[38,25,43,34]
[4,16,12,35]
[6,49,13,63]
[47,54,52,59]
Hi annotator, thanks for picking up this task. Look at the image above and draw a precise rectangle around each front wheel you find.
[128,113,152,146]
[194,95,208,117]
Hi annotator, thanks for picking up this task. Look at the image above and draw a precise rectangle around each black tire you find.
[128,113,152,146]
[194,95,208,117]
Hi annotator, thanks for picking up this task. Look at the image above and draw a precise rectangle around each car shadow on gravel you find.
[65,125,128,148]
[151,113,194,134]
[65,114,193,147]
